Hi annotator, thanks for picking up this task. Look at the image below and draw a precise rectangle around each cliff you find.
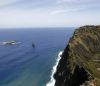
[54,25,100,86]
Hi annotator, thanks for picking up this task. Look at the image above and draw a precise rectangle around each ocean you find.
[0,28,74,86]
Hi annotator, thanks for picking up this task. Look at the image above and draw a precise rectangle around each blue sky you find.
[0,0,100,28]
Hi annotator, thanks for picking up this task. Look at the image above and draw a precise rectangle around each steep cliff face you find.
[54,26,100,86]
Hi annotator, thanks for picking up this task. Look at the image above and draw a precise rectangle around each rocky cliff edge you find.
[54,25,100,86]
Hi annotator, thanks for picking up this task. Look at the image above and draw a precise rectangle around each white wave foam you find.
[46,51,63,86]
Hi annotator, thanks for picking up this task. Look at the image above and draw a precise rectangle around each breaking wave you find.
[46,51,63,86]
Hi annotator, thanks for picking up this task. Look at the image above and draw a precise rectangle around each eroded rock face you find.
[54,26,100,86]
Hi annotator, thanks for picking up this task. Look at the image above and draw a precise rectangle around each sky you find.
[0,0,100,28]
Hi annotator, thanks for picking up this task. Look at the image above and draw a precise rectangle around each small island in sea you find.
[1,40,21,45]
[54,25,100,86]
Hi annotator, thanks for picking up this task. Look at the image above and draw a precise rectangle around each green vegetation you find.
[54,25,100,86]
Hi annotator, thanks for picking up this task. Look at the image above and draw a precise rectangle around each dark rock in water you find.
[60,54,62,57]
[32,43,35,48]
[54,25,100,86]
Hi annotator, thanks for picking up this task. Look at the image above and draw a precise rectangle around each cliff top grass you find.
[54,25,100,86]
[69,25,100,79]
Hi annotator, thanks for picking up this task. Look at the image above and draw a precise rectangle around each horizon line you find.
[0,27,76,29]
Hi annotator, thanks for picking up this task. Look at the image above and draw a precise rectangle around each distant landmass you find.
[54,25,100,86]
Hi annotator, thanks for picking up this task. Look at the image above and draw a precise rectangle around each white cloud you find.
[56,0,100,7]
[50,10,66,15]
[0,0,100,27]
[55,0,100,15]
[50,8,84,15]
[0,9,69,27]
[0,9,100,28]
[0,0,20,6]
[50,9,76,15]
[57,0,76,4]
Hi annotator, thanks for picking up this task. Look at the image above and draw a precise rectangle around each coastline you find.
[46,51,63,86]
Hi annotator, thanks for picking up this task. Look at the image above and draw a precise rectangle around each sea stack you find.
[32,43,35,48]
[54,25,100,86]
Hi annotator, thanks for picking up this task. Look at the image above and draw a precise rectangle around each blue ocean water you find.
[0,28,74,86]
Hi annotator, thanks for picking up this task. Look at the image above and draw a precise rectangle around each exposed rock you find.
[54,25,100,86]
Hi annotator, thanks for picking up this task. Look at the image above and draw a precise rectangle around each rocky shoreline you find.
[54,25,100,86]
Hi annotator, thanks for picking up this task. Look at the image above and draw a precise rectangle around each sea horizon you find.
[0,27,76,30]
